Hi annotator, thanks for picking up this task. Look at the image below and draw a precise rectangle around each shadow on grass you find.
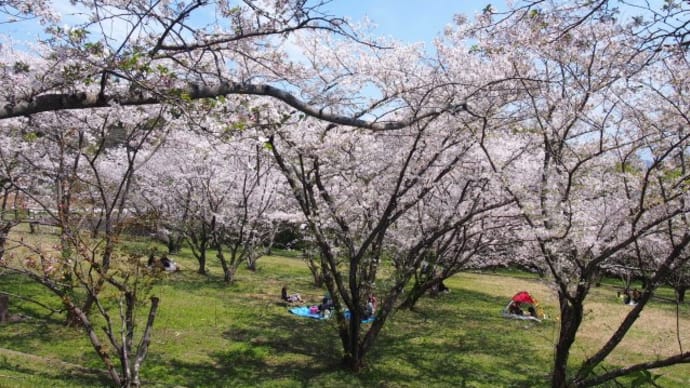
[0,351,111,387]
[0,320,70,351]
[364,288,553,387]
[141,287,553,387]
[138,306,346,387]
[3,267,555,387]
[0,274,77,352]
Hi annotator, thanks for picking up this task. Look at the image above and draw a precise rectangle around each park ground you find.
[1,231,689,387]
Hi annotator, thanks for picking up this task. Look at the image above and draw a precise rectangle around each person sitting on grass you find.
[631,288,641,304]
[365,294,377,319]
[318,293,334,316]
[160,255,178,272]
[508,300,523,315]
[281,286,303,303]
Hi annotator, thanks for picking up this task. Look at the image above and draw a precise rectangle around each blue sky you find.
[0,1,493,46]
[322,1,492,44]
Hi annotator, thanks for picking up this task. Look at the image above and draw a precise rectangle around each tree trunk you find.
[217,249,237,284]
[340,316,365,372]
[246,253,258,271]
[552,292,584,388]
[131,297,159,387]
[66,300,122,386]
[166,236,183,254]
[399,280,431,310]
[224,268,235,283]
[197,251,206,275]
[0,223,11,260]
[0,294,8,323]
[676,286,687,303]
[187,231,209,275]
[304,254,324,287]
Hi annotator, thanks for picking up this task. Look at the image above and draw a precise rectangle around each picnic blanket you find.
[288,306,375,323]
[344,310,375,324]
[501,311,541,322]
[289,306,328,320]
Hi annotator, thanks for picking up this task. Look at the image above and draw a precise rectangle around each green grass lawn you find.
[1,248,689,387]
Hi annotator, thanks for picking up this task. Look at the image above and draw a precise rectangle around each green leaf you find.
[68,28,88,43]
[13,61,30,73]
[22,132,38,142]
[231,121,246,131]
[84,42,104,55]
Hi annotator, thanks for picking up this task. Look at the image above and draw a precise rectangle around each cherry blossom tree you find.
[668,262,690,302]
[2,1,688,386]
[134,130,223,275]
[208,138,288,276]
[0,103,172,386]
[0,6,471,379]
[510,0,689,52]
[0,131,27,260]
[0,0,457,131]
[256,29,517,366]
[464,3,690,386]
[0,0,58,24]
[268,110,515,370]
[398,203,524,309]
[133,127,291,280]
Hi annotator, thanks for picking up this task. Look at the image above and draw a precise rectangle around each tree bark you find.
[216,249,237,284]
[304,254,324,287]
[552,292,584,388]
[66,299,121,386]
[340,315,364,372]
[188,231,209,275]
[676,285,687,303]
[399,279,434,310]
[132,297,160,388]
[0,82,453,131]
[197,252,206,275]
[0,222,12,260]
[0,294,8,323]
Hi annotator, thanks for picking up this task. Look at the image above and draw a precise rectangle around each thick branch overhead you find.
[0,82,451,130]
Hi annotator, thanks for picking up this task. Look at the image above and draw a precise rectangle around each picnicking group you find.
[282,286,377,320]
[617,288,642,305]
[147,251,179,272]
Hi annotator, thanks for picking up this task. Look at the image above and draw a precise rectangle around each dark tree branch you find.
[576,351,690,388]
[0,81,454,130]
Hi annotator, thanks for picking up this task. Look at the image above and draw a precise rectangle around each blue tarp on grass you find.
[344,310,375,324]
[288,306,375,323]
[288,306,327,320]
